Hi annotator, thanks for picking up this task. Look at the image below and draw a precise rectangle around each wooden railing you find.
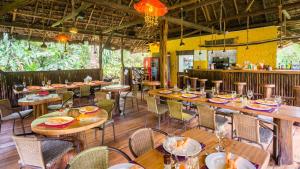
[0,69,101,103]
[179,69,300,105]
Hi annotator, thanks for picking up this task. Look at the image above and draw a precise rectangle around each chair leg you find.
[101,125,106,145]
[131,99,134,107]
[13,119,16,135]
[112,122,116,142]
[123,98,127,115]
[136,98,139,113]
[158,115,161,129]
[20,118,25,134]
[0,120,2,133]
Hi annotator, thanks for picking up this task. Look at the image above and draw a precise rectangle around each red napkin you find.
[37,91,49,96]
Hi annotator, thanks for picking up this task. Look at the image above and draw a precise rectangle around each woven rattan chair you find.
[13,135,74,169]
[121,84,139,114]
[144,95,168,129]
[233,113,277,150]
[129,128,168,158]
[0,99,32,134]
[79,85,91,97]
[196,103,228,131]
[56,88,68,94]
[94,91,111,102]
[48,91,74,110]
[167,100,196,130]
[66,146,131,169]
[94,98,116,145]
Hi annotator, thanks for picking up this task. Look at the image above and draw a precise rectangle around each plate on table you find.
[182,93,198,98]
[163,136,202,157]
[171,88,182,92]
[255,99,277,106]
[52,84,65,88]
[205,152,256,169]
[44,116,74,126]
[246,104,272,111]
[27,86,41,90]
[79,106,99,113]
[159,90,172,94]
[108,163,144,169]
[188,91,203,95]
[217,94,234,99]
[208,98,229,104]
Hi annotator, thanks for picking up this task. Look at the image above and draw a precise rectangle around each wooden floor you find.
[1,94,300,169]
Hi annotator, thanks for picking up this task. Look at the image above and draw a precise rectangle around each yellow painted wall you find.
[149,26,278,86]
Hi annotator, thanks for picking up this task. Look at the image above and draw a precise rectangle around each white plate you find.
[159,90,172,94]
[255,99,277,106]
[108,163,143,169]
[79,106,99,113]
[182,94,198,98]
[205,152,256,169]
[163,136,202,157]
[246,104,272,111]
[44,116,74,126]
[208,98,229,104]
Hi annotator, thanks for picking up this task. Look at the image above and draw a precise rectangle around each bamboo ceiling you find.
[0,0,300,52]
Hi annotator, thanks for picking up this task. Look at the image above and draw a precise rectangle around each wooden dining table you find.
[135,128,270,169]
[148,88,300,166]
[31,107,108,149]
[18,94,62,117]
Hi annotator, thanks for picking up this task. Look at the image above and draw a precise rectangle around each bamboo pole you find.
[160,19,168,88]
[120,37,125,85]
[98,35,103,80]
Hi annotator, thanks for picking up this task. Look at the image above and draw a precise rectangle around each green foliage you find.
[277,43,300,67]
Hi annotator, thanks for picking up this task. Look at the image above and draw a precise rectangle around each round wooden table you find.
[101,85,130,115]
[18,94,62,118]
[142,81,161,89]
[31,108,108,136]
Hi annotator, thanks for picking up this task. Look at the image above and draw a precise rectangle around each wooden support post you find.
[159,19,168,88]
[274,118,294,165]
[98,35,103,80]
[120,37,125,85]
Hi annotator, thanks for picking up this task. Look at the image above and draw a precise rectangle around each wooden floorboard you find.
[0,95,300,169]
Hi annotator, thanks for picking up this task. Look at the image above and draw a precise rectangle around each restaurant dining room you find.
[1,0,300,169]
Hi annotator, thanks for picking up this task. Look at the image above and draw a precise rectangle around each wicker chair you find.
[94,97,116,145]
[121,84,139,114]
[0,99,32,134]
[56,88,68,94]
[94,91,111,102]
[167,100,196,130]
[129,128,168,158]
[233,113,277,150]
[13,135,74,169]
[196,103,228,131]
[66,146,131,169]
[48,91,74,110]
[144,95,168,129]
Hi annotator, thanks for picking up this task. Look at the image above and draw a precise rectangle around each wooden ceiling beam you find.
[102,20,144,34]
[168,0,201,10]
[177,0,221,13]
[0,0,34,16]
[85,4,96,30]
[233,0,241,24]
[245,0,255,12]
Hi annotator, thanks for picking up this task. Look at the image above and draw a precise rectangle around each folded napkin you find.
[37,120,76,129]
[200,161,260,169]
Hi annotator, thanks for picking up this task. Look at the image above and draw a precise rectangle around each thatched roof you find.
[0,0,300,51]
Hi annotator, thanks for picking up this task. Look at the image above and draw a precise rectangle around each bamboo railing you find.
[0,69,101,104]
[179,69,300,105]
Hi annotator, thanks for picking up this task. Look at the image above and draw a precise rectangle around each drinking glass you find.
[274,95,282,107]
[47,80,51,86]
[187,84,191,92]
[22,81,26,88]
[41,81,45,87]
[231,91,237,99]
[247,90,254,100]
[65,79,68,85]
[211,87,216,96]
[215,124,225,152]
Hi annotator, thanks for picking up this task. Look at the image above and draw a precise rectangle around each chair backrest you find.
[67,146,108,169]
[95,91,108,101]
[0,99,13,118]
[96,100,114,120]
[56,88,68,95]
[129,128,155,157]
[167,100,183,120]
[233,113,260,143]
[12,136,45,168]
[145,95,158,114]
[132,84,139,97]
[197,104,216,130]
[80,85,91,97]
[62,91,74,103]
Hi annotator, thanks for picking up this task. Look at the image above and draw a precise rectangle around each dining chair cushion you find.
[216,115,228,127]
[42,140,73,167]
[157,104,168,115]
[259,127,273,144]
[216,108,239,115]
[258,115,273,123]
[47,104,63,110]
[2,109,32,121]
[181,112,195,121]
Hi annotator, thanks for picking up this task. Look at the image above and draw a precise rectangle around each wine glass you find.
[47,80,51,86]
[215,124,225,152]
[231,91,237,99]
[41,81,45,87]
[65,79,68,85]
[274,95,282,108]
[247,90,254,100]
[22,81,26,88]
[211,87,216,96]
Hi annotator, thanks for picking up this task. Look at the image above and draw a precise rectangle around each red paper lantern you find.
[134,0,168,16]
[55,33,70,43]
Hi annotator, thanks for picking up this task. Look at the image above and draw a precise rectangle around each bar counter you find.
[179,69,300,103]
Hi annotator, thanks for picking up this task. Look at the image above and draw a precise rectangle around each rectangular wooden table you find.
[135,128,270,169]
[148,89,300,165]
